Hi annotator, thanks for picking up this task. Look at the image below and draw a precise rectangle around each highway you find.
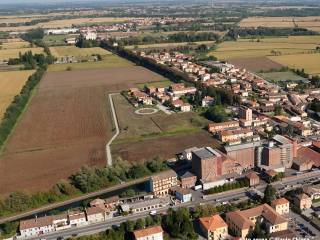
[21,171,320,240]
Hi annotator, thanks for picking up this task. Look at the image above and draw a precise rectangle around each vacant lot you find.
[229,57,283,72]
[49,46,111,58]
[270,53,320,75]
[0,66,167,194]
[112,94,211,162]
[0,70,35,119]
[239,17,320,32]
[48,54,134,72]
[209,36,320,60]
[0,47,43,62]
[43,34,77,46]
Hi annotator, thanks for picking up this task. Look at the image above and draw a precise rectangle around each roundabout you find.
[135,107,159,115]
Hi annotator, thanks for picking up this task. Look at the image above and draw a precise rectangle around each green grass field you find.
[125,41,215,50]
[209,36,320,60]
[48,54,134,71]
[258,71,306,83]
[43,34,69,46]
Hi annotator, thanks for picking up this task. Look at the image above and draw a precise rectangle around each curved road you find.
[106,93,120,166]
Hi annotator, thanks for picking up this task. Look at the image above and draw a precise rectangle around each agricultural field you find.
[0,17,129,32]
[0,39,31,49]
[0,47,43,62]
[112,94,211,162]
[125,41,215,50]
[0,70,35,119]
[209,36,320,60]
[48,54,134,72]
[49,46,111,58]
[270,53,320,75]
[229,57,283,72]
[239,17,320,32]
[0,66,166,194]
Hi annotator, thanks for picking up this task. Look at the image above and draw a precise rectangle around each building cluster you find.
[19,196,119,238]
[199,198,294,240]
[127,82,196,112]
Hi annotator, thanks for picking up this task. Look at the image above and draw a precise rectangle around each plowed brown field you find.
[0,66,165,194]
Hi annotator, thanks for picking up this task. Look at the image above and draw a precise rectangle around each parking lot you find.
[288,211,319,239]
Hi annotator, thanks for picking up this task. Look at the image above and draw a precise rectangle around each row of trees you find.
[117,32,220,46]
[205,178,250,195]
[8,50,54,69]
[227,27,318,40]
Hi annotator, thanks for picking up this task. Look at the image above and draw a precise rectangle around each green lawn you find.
[258,71,306,83]
[48,55,134,71]
[43,34,68,46]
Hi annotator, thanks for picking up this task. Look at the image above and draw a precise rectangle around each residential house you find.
[20,216,55,238]
[68,211,87,227]
[303,184,320,200]
[86,206,106,224]
[199,214,228,240]
[133,225,164,240]
[181,103,192,112]
[294,193,312,210]
[202,96,214,107]
[271,198,290,215]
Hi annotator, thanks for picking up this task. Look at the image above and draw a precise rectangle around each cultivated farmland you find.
[0,47,43,62]
[125,41,215,50]
[270,53,320,75]
[209,36,320,60]
[0,66,166,194]
[0,70,35,119]
[239,17,320,32]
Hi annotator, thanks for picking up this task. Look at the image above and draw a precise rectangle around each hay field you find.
[49,46,111,58]
[209,36,320,60]
[239,17,320,32]
[269,53,320,75]
[0,70,35,119]
[0,39,31,49]
[0,47,43,62]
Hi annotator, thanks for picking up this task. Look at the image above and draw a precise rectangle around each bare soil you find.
[0,66,165,194]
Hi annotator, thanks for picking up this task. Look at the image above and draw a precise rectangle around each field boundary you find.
[106,93,120,166]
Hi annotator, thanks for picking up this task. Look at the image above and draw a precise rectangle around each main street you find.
[22,171,320,240]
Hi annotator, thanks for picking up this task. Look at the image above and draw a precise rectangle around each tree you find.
[246,217,269,239]
[135,218,145,230]
[205,105,229,122]
[263,184,276,204]
[145,215,154,227]
[274,105,282,115]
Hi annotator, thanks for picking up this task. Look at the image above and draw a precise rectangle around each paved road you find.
[106,93,120,166]
[19,172,320,240]
[156,100,172,115]
[288,210,320,238]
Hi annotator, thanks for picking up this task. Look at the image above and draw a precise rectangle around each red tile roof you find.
[199,214,228,231]
[133,226,163,238]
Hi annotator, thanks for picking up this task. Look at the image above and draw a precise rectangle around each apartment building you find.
[226,204,288,238]
[208,121,239,133]
[294,193,312,210]
[149,170,178,196]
